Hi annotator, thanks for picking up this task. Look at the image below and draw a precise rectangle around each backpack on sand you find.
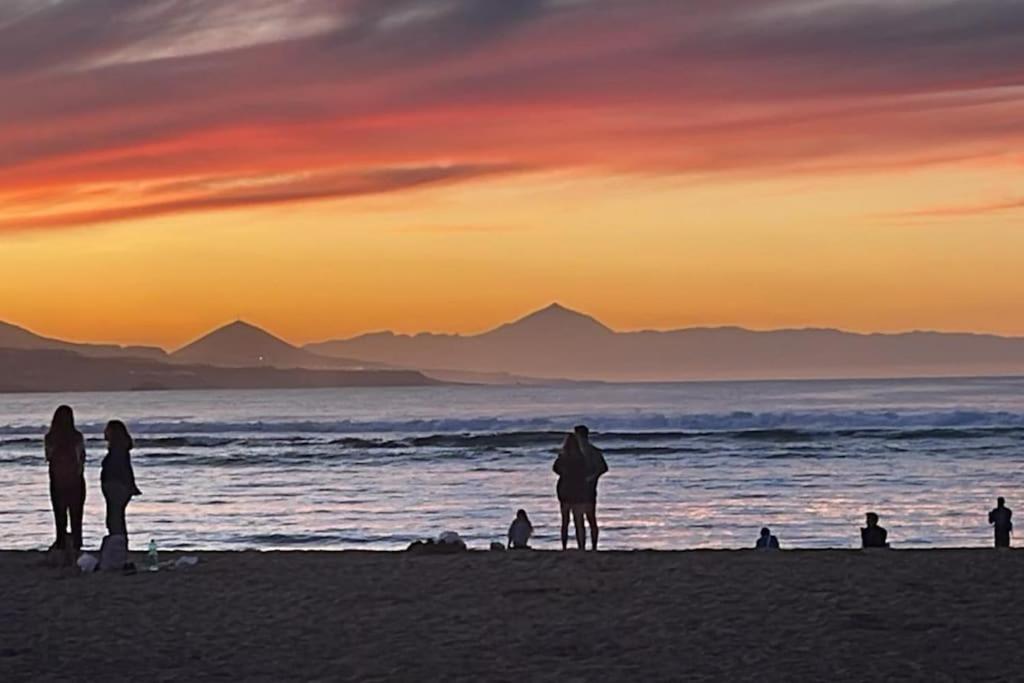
[99,534,129,571]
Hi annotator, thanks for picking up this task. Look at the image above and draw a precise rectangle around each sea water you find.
[1,377,1022,551]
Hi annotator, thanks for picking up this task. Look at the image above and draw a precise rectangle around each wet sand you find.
[1,549,1021,681]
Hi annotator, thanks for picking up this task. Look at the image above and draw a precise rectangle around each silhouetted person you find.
[45,405,86,551]
[989,497,1012,548]
[507,509,533,550]
[756,527,780,550]
[101,420,141,539]
[553,434,587,550]
[575,425,608,550]
[861,512,889,548]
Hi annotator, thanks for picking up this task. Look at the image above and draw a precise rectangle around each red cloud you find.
[1,0,1023,230]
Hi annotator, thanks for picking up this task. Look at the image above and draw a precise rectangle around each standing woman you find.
[44,405,87,551]
[553,433,587,550]
[101,420,141,539]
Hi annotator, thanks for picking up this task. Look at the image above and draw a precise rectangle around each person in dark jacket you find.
[756,527,780,550]
[575,425,608,550]
[45,405,87,551]
[101,420,141,539]
[861,512,889,548]
[988,497,1012,548]
[553,434,587,550]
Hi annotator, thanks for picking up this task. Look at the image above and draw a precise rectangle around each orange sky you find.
[1,1,1023,348]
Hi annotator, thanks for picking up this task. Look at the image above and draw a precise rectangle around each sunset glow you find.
[2,0,1022,347]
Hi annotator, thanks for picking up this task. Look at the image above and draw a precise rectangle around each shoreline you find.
[4,548,1023,681]
[2,546,1019,555]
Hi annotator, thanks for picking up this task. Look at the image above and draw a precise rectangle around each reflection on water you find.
[1,378,1023,551]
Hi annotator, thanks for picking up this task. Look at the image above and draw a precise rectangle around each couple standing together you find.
[45,405,141,552]
[553,424,608,550]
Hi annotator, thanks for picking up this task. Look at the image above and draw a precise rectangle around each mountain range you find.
[0,320,166,361]
[4,304,1024,389]
[306,303,1024,381]
[0,320,433,392]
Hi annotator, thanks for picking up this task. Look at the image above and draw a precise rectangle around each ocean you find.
[1,377,1023,551]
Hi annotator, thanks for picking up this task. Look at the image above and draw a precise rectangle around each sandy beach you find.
[2,549,1022,681]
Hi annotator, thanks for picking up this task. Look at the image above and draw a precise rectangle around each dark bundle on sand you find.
[405,538,467,555]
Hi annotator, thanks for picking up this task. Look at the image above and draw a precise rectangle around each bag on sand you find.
[77,553,99,573]
[99,534,129,571]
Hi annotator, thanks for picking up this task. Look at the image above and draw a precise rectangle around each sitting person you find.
[861,512,889,548]
[508,509,534,549]
[755,527,780,550]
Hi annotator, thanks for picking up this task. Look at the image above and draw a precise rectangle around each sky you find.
[1,0,1022,349]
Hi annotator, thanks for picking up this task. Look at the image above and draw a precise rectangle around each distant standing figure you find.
[101,420,142,539]
[44,405,87,551]
[553,434,587,550]
[508,509,533,550]
[861,512,889,548]
[756,527,780,550]
[575,425,608,550]
[989,497,1012,548]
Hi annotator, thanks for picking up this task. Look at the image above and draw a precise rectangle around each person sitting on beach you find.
[988,497,1012,548]
[553,434,587,550]
[575,425,608,551]
[755,527,780,550]
[508,509,534,550]
[44,405,87,552]
[101,420,142,540]
[861,512,889,548]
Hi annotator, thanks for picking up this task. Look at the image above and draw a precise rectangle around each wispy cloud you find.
[2,0,1023,230]
[900,197,1024,220]
[0,163,523,231]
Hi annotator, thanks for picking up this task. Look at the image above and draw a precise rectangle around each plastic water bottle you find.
[147,539,159,572]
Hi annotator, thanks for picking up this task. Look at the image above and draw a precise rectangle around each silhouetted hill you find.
[0,349,438,393]
[484,303,612,341]
[172,320,372,370]
[306,304,1024,381]
[0,320,166,361]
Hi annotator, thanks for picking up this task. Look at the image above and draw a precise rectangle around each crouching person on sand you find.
[508,510,533,549]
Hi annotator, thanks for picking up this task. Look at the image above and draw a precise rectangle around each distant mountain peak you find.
[489,303,613,337]
[172,320,373,370]
[172,320,298,365]
[539,302,572,314]
[215,319,282,339]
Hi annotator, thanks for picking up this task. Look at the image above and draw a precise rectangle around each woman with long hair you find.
[101,420,141,539]
[552,433,587,550]
[44,405,86,550]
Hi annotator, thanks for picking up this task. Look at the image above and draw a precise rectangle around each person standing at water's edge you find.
[553,434,587,550]
[102,421,142,539]
[989,497,1012,548]
[44,405,87,551]
[575,425,608,550]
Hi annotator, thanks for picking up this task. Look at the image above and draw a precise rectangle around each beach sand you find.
[1,549,1021,681]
